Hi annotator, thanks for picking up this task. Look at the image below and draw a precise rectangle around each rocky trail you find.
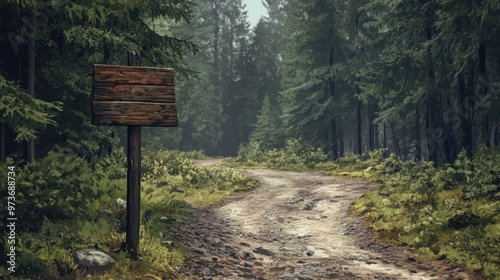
[167,160,483,280]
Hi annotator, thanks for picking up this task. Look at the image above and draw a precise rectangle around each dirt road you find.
[168,161,482,279]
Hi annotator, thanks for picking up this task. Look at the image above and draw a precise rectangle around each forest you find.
[1,0,500,160]
[0,0,499,279]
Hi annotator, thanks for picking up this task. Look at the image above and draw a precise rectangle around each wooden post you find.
[92,51,177,258]
[126,51,141,256]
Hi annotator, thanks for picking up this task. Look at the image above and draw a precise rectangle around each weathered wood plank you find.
[126,50,141,257]
[93,83,175,102]
[92,115,178,126]
[92,101,177,116]
[94,64,174,85]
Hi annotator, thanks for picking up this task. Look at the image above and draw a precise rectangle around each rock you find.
[303,201,316,210]
[174,187,186,193]
[364,166,374,172]
[277,274,296,279]
[116,198,126,209]
[244,261,254,267]
[407,257,417,262]
[161,241,175,251]
[253,247,274,256]
[191,247,205,255]
[306,250,315,256]
[160,216,176,223]
[379,191,390,197]
[72,248,116,273]
[366,260,377,264]
[102,209,113,215]
[243,251,256,260]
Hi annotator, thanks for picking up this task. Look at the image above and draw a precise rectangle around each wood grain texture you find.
[93,115,178,126]
[126,125,141,254]
[93,64,174,85]
[92,101,178,126]
[93,83,175,102]
[93,116,177,126]
[92,101,177,116]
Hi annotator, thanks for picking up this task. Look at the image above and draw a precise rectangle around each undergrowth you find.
[0,147,257,279]
[226,140,500,279]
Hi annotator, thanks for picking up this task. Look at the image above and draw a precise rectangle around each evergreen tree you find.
[250,94,282,148]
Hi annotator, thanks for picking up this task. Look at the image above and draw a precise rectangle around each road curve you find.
[168,161,482,280]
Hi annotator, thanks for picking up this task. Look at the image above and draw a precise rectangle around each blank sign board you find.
[92,64,178,127]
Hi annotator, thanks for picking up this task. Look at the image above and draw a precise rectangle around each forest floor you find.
[168,160,484,280]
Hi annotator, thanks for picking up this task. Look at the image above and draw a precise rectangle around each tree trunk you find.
[443,97,457,163]
[390,121,400,155]
[356,98,362,154]
[458,73,473,157]
[383,123,388,157]
[329,45,338,159]
[415,106,422,161]
[355,12,363,155]
[338,121,344,158]
[425,26,438,165]
[478,43,491,148]
[465,65,475,157]
[212,0,219,72]
[368,101,375,151]
[27,40,36,161]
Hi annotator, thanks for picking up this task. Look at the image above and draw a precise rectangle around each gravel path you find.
[166,161,483,280]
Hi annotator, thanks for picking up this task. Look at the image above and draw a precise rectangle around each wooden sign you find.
[91,51,179,257]
[92,64,178,127]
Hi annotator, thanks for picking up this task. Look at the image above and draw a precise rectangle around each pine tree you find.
[250,94,282,148]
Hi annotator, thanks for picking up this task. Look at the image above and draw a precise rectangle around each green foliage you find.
[236,141,265,164]
[228,141,500,278]
[142,148,256,192]
[0,148,96,226]
[0,75,63,142]
[250,94,283,148]
[348,146,500,278]
[0,149,258,278]
[232,139,329,169]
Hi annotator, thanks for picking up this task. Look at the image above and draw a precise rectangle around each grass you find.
[0,149,258,280]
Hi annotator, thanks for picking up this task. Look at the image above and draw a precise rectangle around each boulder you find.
[173,187,186,193]
[73,248,116,273]
[116,198,126,209]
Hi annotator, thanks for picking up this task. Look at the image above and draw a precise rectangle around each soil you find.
[166,160,484,280]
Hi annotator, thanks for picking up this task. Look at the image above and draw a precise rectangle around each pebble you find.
[191,247,205,255]
[243,251,256,260]
[304,201,316,210]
